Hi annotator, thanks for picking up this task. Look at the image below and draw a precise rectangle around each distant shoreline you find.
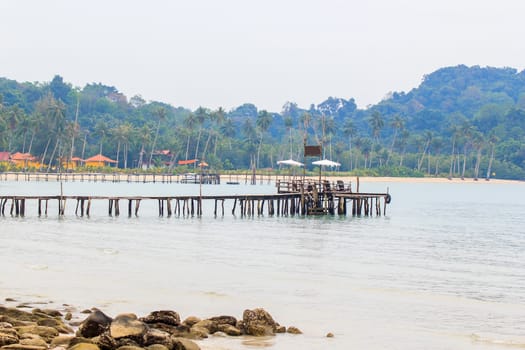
[0,171,522,185]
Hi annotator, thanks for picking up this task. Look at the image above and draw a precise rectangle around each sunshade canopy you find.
[277,159,304,167]
[312,159,341,167]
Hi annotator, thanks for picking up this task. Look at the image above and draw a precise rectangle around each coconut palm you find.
[256,110,272,167]
[148,107,166,167]
[387,115,405,165]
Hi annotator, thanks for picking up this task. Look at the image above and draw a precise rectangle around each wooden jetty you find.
[0,179,390,218]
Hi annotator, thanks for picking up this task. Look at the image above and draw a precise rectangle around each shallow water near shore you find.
[1,179,525,349]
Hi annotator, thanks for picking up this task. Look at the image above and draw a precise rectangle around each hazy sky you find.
[1,0,525,112]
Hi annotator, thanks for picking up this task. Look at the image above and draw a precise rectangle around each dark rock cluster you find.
[1,304,303,350]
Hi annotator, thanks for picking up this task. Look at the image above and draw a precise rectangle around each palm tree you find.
[283,116,294,158]
[211,107,226,157]
[113,123,132,168]
[448,124,461,179]
[387,115,405,165]
[137,125,152,168]
[342,119,356,169]
[431,136,444,175]
[397,130,410,167]
[360,138,373,169]
[300,111,312,144]
[256,110,272,167]
[417,130,433,172]
[242,119,257,169]
[93,120,109,156]
[148,107,166,167]
[193,106,208,159]
[485,131,498,180]
[459,122,475,180]
[220,117,236,150]
[471,130,484,180]
[183,113,197,160]
[368,111,384,144]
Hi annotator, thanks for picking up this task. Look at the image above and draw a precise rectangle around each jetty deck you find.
[0,178,390,218]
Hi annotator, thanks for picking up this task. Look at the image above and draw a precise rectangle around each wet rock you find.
[216,324,241,336]
[142,328,172,348]
[49,335,75,347]
[69,343,101,350]
[91,332,117,350]
[241,308,278,336]
[32,309,63,318]
[191,320,217,334]
[181,317,200,328]
[5,299,17,302]
[20,336,48,347]
[77,310,113,338]
[37,317,73,333]
[68,337,94,347]
[145,344,169,350]
[187,327,207,340]
[15,325,59,342]
[0,331,20,347]
[326,332,334,338]
[275,326,286,333]
[64,313,72,322]
[114,338,140,349]
[80,310,92,315]
[172,338,200,350]
[114,346,143,350]
[0,345,47,350]
[286,326,302,334]
[208,316,236,327]
[140,311,180,327]
[109,314,147,340]
[0,307,39,323]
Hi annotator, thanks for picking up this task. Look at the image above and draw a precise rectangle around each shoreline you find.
[0,171,522,185]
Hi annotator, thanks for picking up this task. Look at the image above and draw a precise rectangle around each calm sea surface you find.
[1,178,524,350]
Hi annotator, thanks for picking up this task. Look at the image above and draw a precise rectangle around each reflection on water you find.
[1,180,525,349]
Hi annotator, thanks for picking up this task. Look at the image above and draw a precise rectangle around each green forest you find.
[1,65,525,180]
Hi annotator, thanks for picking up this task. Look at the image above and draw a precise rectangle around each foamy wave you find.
[27,264,48,270]
[471,333,525,348]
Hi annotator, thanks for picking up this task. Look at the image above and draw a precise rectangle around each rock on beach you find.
[1,304,302,350]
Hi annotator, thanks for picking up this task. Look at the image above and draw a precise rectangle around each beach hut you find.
[0,152,10,166]
[84,154,117,167]
[62,156,84,170]
[10,152,39,168]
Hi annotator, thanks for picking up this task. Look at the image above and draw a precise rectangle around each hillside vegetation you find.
[0,65,524,179]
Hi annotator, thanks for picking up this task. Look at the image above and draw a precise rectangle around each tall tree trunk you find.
[474,147,482,180]
[123,142,128,169]
[116,141,121,169]
[448,136,456,179]
[417,140,430,171]
[486,144,495,180]
[185,134,191,160]
[202,130,213,161]
[149,119,161,167]
[461,148,467,180]
[47,138,60,172]
[194,129,202,160]
[81,134,87,161]
[28,132,35,155]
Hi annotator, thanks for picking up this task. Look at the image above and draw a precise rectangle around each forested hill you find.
[1,65,525,179]
[373,65,525,132]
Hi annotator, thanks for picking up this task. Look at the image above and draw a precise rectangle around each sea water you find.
[0,179,524,350]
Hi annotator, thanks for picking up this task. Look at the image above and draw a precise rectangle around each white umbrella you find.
[277,159,304,167]
[312,159,341,167]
